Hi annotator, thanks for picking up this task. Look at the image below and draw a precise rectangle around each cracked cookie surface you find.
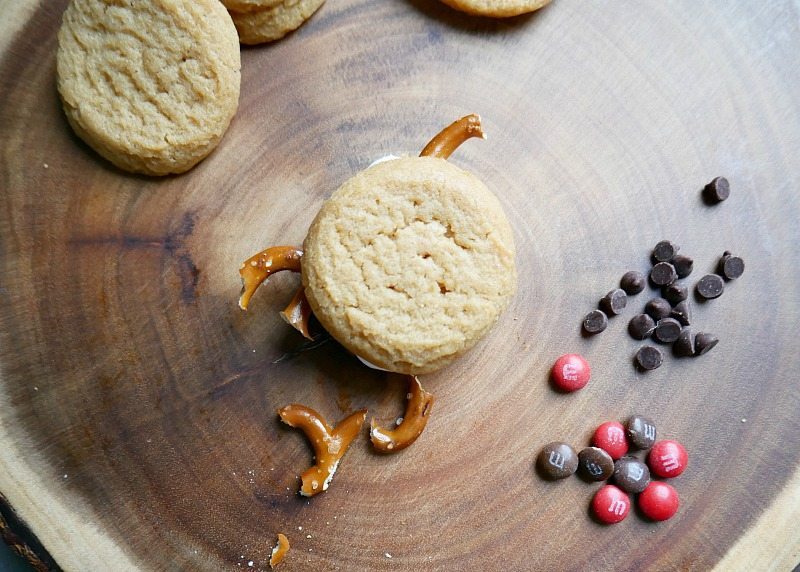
[302,156,516,375]
[56,0,241,175]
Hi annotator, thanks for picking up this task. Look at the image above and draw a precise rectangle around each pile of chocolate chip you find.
[583,241,744,371]
[581,177,744,371]
[537,416,687,523]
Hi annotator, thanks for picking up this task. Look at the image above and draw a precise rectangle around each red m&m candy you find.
[591,484,630,524]
[551,354,591,392]
[592,421,629,460]
[638,481,680,521]
[647,440,688,478]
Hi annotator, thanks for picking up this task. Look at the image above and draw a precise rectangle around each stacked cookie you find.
[56,0,241,176]
[222,0,326,45]
[302,156,517,374]
[55,0,323,176]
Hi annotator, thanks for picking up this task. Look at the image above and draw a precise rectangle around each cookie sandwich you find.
[239,114,517,375]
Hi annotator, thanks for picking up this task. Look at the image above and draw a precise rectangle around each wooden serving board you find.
[2,1,799,570]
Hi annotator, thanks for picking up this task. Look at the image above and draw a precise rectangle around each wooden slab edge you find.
[713,462,800,571]
[0,393,139,572]
[0,492,58,572]
[0,0,40,54]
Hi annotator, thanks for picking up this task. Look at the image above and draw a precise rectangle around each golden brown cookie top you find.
[302,156,516,375]
[228,0,326,45]
[439,0,551,18]
[56,0,241,175]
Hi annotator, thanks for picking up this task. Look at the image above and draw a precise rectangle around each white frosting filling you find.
[356,355,391,371]
[368,154,400,167]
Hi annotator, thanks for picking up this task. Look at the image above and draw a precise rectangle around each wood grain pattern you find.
[2,1,800,570]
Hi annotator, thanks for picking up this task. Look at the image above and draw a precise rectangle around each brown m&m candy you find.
[654,318,682,343]
[696,274,724,299]
[600,289,627,316]
[718,252,745,280]
[620,271,646,295]
[583,309,608,334]
[612,457,651,494]
[578,447,614,481]
[652,240,679,263]
[645,297,672,321]
[626,415,657,450]
[537,442,578,480]
[635,346,663,371]
[650,262,677,286]
[628,314,655,340]
[703,176,730,203]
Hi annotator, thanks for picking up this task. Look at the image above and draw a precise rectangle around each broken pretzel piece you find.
[419,113,485,160]
[278,404,367,497]
[279,287,313,340]
[370,376,434,453]
[238,245,303,310]
[269,533,290,569]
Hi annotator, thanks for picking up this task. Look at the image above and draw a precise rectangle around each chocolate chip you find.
[635,346,663,370]
[583,309,608,334]
[695,332,719,356]
[645,297,672,321]
[673,328,696,357]
[673,254,694,278]
[600,289,627,316]
[620,271,646,295]
[696,274,724,299]
[626,415,657,450]
[703,176,730,203]
[654,318,682,343]
[650,262,677,286]
[652,240,679,263]
[671,300,692,326]
[663,282,688,305]
[612,457,651,494]
[578,447,614,481]
[719,253,745,280]
[537,442,578,479]
[628,314,655,340]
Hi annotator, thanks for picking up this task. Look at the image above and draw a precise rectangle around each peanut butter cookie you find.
[301,156,517,375]
[221,0,284,13]
[439,0,551,18]
[228,0,326,45]
[56,0,241,176]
